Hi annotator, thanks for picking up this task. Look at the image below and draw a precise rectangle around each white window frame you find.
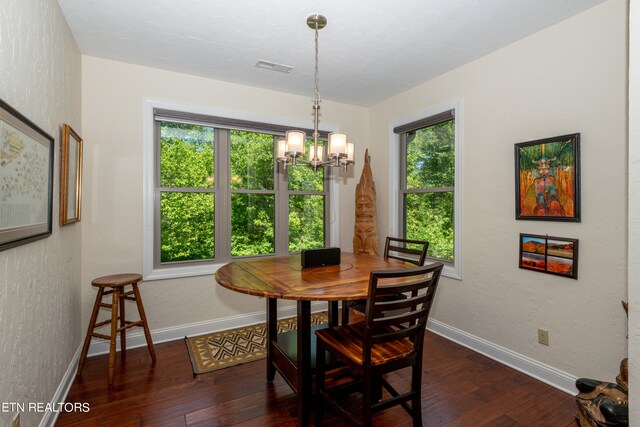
[387,98,463,280]
[142,98,340,280]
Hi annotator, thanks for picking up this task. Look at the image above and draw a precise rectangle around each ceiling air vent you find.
[255,60,293,74]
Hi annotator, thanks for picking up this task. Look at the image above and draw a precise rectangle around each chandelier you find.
[276,14,355,173]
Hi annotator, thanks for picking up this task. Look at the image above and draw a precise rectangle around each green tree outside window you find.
[403,120,455,261]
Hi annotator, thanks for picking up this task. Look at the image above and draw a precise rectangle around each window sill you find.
[442,264,462,281]
[425,259,461,281]
[144,262,225,281]
[145,257,461,282]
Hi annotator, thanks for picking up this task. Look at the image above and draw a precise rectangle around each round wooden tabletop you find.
[215,252,411,301]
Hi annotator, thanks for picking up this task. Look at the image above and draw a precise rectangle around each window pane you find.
[231,193,275,256]
[404,192,453,261]
[230,130,274,190]
[287,140,324,191]
[406,120,454,189]
[160,192,214,262]
[160,122,214,188]
[288,195,325,252]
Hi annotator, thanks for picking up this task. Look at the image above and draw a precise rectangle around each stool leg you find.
[119,289,126,358]
[132,283,156,362]
[108,288,119,385]
[77,288,104,376]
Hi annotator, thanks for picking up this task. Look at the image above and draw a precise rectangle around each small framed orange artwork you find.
[520,234,578,279]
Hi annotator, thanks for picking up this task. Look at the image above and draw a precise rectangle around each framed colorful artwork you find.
[515,133,580,221]
[0,97,54,251]
[519,233,578,279]
[60,123,83,226]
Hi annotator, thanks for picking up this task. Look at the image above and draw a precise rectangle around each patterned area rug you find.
[185,312,328,374]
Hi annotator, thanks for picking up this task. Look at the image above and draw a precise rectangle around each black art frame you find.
[0,98,54,251]
[515,133,580,222]
[519,233,579,279]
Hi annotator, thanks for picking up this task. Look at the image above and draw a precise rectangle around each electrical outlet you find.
[12,412,20,427]
[538,328,549,346]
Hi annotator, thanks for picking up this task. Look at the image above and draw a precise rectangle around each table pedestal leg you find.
[297,300,311,426]
[266,298,277,383]
[328,301,338,326]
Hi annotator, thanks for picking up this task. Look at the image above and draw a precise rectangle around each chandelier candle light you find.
[277,14,355,172]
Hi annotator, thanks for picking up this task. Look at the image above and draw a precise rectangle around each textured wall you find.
[0,1,82,426]
[369,0,627,381]
[628,0,639,423]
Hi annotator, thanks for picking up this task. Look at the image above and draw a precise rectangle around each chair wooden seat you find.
[77,273,156,385]
[316,322,414,366]
[317,263,444,426]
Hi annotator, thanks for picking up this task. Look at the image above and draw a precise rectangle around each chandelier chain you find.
[314,28,320,104]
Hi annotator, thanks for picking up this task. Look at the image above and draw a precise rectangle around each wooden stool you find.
[77,273,156,385]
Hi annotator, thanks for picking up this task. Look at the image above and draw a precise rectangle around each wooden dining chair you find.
[342,237,429,325]
[316,263,443,426]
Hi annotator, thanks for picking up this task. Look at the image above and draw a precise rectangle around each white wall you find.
[370,0,628,381]
[80,57,368,331]
[628,0,639,423]
[0,1,82,426]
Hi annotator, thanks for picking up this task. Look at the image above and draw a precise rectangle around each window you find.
[159,122,215,262]
[394,106,461,278]
[148,107,331,277]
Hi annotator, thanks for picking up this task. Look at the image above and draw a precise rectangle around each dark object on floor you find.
[575,301,628,427]
[316,262,443,426]
[575,373,628,427]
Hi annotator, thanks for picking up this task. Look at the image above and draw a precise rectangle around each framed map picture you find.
[0,98,54,251]
[519,233,578,279]
[60,124,83,225]
[515,133,580,222]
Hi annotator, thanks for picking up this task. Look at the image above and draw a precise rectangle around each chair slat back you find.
[384,237,429,266]
[363,263,443,359]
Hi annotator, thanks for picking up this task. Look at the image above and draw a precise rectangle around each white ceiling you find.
[57,0,606,106]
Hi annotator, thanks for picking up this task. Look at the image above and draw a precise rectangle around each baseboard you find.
[85,308,578,395]
[86,300,329,357]
[427,318,578,395]
[38,346,82,427]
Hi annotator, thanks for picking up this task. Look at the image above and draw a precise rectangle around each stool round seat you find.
[77,272,155,385]
[92,273,143,288]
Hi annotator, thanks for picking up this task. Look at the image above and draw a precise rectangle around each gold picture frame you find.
[60,124,83,225]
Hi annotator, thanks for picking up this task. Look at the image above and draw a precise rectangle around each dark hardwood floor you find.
[56,331,579,426]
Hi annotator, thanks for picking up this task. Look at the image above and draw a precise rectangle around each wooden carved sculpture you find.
[353,149,380,255]
[575,300,629,427]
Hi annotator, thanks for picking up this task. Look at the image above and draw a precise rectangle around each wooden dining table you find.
[215,252,413,426]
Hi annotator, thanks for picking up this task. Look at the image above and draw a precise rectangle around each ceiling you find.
[57,0,606,106]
